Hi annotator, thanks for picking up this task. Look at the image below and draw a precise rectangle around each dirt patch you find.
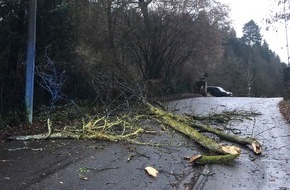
[0,118,79,143]
[279,100,290,124]
[0,122,46,143]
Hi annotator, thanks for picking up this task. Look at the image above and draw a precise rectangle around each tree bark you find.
[146,102,241,153]
[189,121,262,154]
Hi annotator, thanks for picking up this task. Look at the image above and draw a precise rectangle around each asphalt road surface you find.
[0,114,203,190]
[1,97,289,190]
[168,97,290,190]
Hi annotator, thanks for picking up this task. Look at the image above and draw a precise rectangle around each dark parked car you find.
[207,86,233,97]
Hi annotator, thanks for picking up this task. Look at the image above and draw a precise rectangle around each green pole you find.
[25,0,37,123]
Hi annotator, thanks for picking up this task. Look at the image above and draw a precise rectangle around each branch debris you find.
[11,100,263,164]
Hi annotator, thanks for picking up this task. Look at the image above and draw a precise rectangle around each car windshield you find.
[216,87,226,92]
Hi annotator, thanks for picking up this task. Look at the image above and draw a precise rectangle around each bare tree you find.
[119,0,229,92]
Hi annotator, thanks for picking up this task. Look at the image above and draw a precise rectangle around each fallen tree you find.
[11,100,262,164]
[145,102,262,164]
[20,49,263,164]
[146,102,261,154]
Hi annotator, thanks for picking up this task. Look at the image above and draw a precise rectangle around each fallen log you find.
[146,102,262,154]
[146,101,264,163]
[146,102,243,164]
[189,120,262,154]
[185,153,240,165]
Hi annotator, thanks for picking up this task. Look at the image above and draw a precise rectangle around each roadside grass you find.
[279,100,290,124]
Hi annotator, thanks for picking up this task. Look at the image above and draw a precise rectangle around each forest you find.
[0,0,286,125]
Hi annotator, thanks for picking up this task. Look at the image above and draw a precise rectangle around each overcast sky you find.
[218,0,289,63]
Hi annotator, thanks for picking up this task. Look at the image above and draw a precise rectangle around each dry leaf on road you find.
[145,166,159,177]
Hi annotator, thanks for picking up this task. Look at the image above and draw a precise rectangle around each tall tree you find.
[209,24,284,97]
[0,0,28,118]
[267,0,290,23]
[120,0,229,88]
[241,20,262,46]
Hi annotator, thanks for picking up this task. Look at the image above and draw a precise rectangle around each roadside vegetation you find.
[279,100,290,124]
[0,0,285,127]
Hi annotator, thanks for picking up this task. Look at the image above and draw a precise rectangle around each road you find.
[168,97,290,190]
[1,97,289,190]
[0,113,203,190]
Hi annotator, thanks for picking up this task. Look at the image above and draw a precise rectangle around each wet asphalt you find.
[168,97,290,190]
[0,119,203,190]
[1,97,290,190]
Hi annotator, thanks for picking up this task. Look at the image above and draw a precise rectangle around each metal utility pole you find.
[25,0,37,123]
[284,0,290,66]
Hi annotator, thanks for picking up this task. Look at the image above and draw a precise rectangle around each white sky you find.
[218,0,289,63]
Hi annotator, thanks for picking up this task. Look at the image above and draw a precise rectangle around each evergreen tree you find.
[241,20,262,45]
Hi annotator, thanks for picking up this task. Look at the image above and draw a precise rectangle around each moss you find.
[163,116,225,154]
[194,154,240,165]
